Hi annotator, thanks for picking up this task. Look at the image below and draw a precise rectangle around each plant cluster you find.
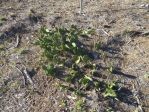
[36,25,119,110]
[36,25,96,89]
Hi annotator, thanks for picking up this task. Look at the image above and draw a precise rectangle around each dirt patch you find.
[122,36,149,112]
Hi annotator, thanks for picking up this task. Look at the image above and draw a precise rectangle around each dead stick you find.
[15,35,20,48]
[23,68,34,85]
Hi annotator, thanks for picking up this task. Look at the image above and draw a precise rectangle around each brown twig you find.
[16,65,34,88]
[23,68,34,85]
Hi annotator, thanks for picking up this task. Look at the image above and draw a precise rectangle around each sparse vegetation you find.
[36,25,124,110]
[36,25,95,89]
[74,98,86,112]
[103,82,117,98]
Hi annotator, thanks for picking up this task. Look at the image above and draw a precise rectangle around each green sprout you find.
[103,82,117,98]
[43,64,56,76]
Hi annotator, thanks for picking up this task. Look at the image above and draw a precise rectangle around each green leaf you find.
[75,56,81,64]
[95,42,101,50]
[65,44,70,49]
[103,88,117,97]
[103,82,117,98]
[75,56,84,64]
[109,66,113,73]
[72,42,77,48]
[45,28,50,32]
[79,75,92,86]
[43,64,56,76]
[84,75,92,81]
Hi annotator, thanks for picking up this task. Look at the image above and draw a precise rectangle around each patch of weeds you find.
[42,64,56,76]
[36,26,79,63]
[36,25,93,80]
[95,42,101,51]
[103,82,117,98]
[36,25,127,110]
[65,68,80,83]
[79,75,92,86]
[74,98,86,112]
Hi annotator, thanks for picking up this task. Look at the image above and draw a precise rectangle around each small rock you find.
[140,4,145,7]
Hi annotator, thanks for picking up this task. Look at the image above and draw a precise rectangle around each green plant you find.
[65,68,80,82]
[36,26,98,98]
[42,64,56,76]
[36,25,94,76]
[74,98,86,111]
[79,75,92,89]
[36,25,90,64]
[36,25,124,111]
[95,42,101,50]
[103,82,117,98]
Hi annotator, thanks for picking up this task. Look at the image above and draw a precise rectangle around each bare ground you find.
[0,0,149,112]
